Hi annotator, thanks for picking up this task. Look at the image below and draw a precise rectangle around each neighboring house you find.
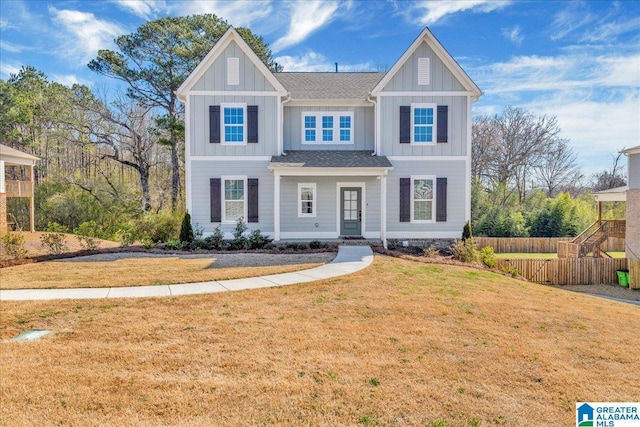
[177,27,482,246]
[0,144,39,234]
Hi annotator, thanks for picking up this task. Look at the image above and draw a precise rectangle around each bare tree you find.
[535,138,583,197]
[591,152,627,191]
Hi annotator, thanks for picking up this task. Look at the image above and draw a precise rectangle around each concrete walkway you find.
[0,246,373,302]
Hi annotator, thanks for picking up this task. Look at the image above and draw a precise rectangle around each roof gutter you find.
[366,94,378,156]
[279,93,292,156]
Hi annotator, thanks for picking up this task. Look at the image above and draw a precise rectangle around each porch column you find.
[274,171,281,241]
[29,163,35,232]
[380,172,387,249]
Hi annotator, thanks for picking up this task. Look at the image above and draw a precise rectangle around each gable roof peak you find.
[177,26,287,100]
[370,27,482,99]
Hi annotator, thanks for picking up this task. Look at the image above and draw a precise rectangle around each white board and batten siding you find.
[386,159,467,237]
[189,95,279,157]
[379,41,466,93]
[190,41,278,93]
[190,160,274,236]
[378,95,468,157]
[628,152,640,189]
[282,106,375,151]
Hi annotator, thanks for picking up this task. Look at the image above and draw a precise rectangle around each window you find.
[221,103,246,144]
[412,176,435,222]
[298,183,316,217]
[302,112,353,144]
[411,103,436,144]
[223,177,246,222]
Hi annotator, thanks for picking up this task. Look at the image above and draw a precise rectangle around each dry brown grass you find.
[0,254,329,289]
[0,231,119,260]
[1,255,639,426]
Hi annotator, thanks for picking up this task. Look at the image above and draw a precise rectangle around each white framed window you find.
[221,103,246,144]
[222,176,247,223]
[298,183,316,217]
[411,103,436,144]
[411,176,435,222]
[227,57,239,85]
[302,112,354,144]
[418,57,430,85]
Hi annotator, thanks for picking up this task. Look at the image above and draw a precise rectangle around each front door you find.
[340,187,362,236]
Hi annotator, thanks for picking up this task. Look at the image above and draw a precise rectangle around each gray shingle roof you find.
[274,73,385,100]
[270,151,392,168]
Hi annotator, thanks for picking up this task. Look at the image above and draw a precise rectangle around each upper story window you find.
[221,103,246,144]
[411,103,436,144]
[302,112,354,144]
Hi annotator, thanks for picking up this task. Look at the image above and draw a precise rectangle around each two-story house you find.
[177,27,482,246]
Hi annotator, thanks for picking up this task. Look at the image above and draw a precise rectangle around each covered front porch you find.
[268,151,393,243]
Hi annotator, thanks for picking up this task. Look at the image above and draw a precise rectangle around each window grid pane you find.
[413,179,433,221]
[323,129,333,142]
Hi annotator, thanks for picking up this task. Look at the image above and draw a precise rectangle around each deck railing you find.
[4,180,33,197]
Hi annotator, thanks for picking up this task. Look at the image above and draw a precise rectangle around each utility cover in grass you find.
[12,330,51,341]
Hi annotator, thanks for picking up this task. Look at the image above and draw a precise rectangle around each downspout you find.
[366,94,378,156]
[279,93,292,156]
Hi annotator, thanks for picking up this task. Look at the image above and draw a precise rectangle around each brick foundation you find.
[0,192,7,235]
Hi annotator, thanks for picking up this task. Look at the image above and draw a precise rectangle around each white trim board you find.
[191,156,272,161]
[186,90,282,97]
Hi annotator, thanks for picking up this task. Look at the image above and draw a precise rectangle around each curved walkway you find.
[0,246,374,302]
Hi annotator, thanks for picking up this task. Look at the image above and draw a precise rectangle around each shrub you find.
[115,224,136,247]
[479,246,496,268]
[286,242,308,251]
[1,232,28,259]
[449,238,480,263]
[193,226,227,250]
[309,240,328,249]
[422,245,440,258]
[247,229,272,250]
[133,211,181,243]
[179,212,194,245]
[141,238,157,249]
[74,221,101,250]
[40,222,69,255]
[462,221,472,242]
[163,239,186,250]
[230,217,249,250]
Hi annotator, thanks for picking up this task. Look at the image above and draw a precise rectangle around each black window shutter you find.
[399,106,411,144]
[247,178,259,223]
[436,177,447,222]
[399,178,411,222]
[247,105,258,143]
[210,178,221,222]
[437,105,448,143]
[209,105,220,143]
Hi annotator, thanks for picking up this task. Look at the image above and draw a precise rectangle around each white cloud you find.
[0,40,25,53]
[48,6,125,65]
[501,25,523,46]
[51,74,93,87]
[0,61,22,79]
[274,51,372,72]
[407,0,511,26]
[111,0,166,19]
[0,18,12,29]
[271,1,339,52]
[170,0,273,28]
[471,47,640,175]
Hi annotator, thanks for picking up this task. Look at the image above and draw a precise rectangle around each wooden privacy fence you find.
[629,259,640,289]
[495,258,628,285]
[476,237,625,253]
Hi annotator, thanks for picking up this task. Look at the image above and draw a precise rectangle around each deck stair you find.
[557,220,625,258]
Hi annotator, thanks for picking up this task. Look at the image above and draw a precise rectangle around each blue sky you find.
[1,0,638,177]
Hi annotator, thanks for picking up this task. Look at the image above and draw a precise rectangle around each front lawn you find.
[2,255,638,426]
